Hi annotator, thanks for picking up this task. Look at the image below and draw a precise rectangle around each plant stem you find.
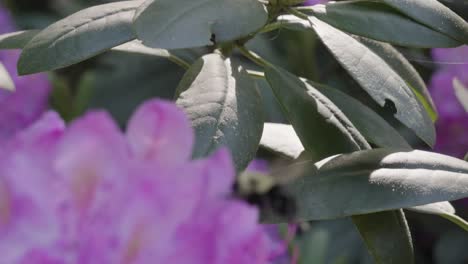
[246,69,266,79]
[440,213,468,232]
[236,45,271,68]
[168,55,191,70]
[286,7,310,21]
[259,22,284,34]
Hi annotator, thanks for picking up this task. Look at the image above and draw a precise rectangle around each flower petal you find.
[1,111,65,198]
[195,148,235,199]
[54,111,128,213]
[0,112,65,263]
[127,99,194,165]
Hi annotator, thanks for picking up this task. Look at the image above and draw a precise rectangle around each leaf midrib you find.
[205,58,232,155]
[46,5,138,50]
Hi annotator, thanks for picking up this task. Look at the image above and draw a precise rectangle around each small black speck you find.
[210,33,216,44]
[384,99,397,115]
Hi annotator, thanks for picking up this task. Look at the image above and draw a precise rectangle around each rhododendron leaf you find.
[113,40,172,59]
[453,78,468,113]
[380,0,468,44]
[356,37,438,122]
[133,0,268,50]
[265,149,468,221]
[310,17,435,147]
[260,98,410,158]
[265,65,370,161]
[113,40,210,68]
[0,62,14,91]
[352,210,414,264]
[276,15,312,31]
[111,40,202,68]
[302,1,462,48]
[176,53,264,172]
[313,83,411,149]
[409,202,455,216]
[0,30,39,49]
[18,1,141,75]
[422,205,468,232]
[264,66,414,263]
[410,203,468,232]
[260,123,304,159]
[260,123,462,230]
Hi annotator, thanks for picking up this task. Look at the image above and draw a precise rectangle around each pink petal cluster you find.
[428,46,468,158]
[0,6,51,142]
[0,99,274,263]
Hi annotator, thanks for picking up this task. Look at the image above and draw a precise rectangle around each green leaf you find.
[265,65,370,161]
[356,37,438,121]
[260,122,467,233]
[112,40,207,69]
[453,78,468,113]
[380,0,468,44]
[112,40,172,59]
[408,202,468,232]
[0,62,15,91]
[304,1,461,48]
[314,83,411,149]
[309,17,435,147]
[277,15,314,31]
[409,201,455,215]
[18,1,141,75]
[439,213,468,232]
[133,0,268,50]
[260,123,305,159]
[264,67,415,263]
[175,53,264,171]
[298,219,373,264]
[352,210,414,264]
[0,30,40,50]
[260,124,456,209]
[265,149,468,221]
[260,79,411,151]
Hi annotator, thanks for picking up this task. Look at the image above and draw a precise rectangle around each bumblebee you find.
[233,171,296,220]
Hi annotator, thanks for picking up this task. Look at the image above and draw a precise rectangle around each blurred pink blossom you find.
[428,47,468,158]
[0,6,51,142]
[0,99,275,263]
[303,0,328,5]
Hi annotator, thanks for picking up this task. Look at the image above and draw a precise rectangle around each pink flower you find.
[432,47,468,67]
[303,0,328,6]
[0,6,51,142]
[428,47,468,158]
[0,99,274,263]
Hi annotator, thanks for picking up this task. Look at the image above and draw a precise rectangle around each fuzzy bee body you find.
[233,171,297,220]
